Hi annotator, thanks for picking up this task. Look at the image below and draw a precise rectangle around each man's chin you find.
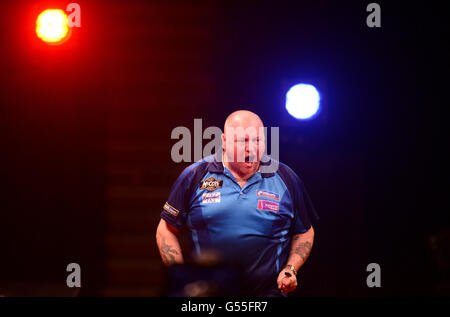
[241,161,258,172]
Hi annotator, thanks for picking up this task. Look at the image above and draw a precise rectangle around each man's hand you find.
[277,267,298,294]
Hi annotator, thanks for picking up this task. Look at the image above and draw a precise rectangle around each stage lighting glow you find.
[285,84,321,120]
[36,9,69,44]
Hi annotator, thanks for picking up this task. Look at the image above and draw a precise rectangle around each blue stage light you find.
[285,83,321,120]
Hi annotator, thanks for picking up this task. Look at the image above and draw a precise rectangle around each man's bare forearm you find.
[156,220,184,266]
[286,226,314,272]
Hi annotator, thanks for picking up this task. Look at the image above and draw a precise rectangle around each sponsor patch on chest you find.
[256,189,280,201]
[202,192,221,203]
[257,200,279,212]
[200,177,223,191]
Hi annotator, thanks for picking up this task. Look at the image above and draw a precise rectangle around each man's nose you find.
[246,141,257,152]
[245,142,250,153]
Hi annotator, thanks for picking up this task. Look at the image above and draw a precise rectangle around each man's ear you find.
[221,133,226,151]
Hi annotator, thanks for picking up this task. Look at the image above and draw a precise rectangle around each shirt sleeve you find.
[160,163,199,230]
[288,168,319,235]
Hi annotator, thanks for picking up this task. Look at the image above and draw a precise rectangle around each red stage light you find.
[36,9,70,44]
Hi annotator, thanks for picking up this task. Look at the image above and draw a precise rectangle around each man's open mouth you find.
[244,155,256,163]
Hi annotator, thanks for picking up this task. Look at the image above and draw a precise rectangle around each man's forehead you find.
[224,125,265,137]
[225,117,263,128]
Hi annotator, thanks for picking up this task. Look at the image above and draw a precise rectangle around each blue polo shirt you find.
[161,155,318,296]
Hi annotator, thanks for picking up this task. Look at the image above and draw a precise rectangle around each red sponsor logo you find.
[257,200,279,212]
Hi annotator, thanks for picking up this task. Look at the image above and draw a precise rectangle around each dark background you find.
[0,0,448,296]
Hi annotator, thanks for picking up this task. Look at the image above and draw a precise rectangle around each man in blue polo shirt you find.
[156,110,318,296]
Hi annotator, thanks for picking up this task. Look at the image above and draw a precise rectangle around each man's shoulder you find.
[177,155,216,179]
[265,156,295,176]
[269,158,304,185]
[277,161,296,175]
[168,157,214,193]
